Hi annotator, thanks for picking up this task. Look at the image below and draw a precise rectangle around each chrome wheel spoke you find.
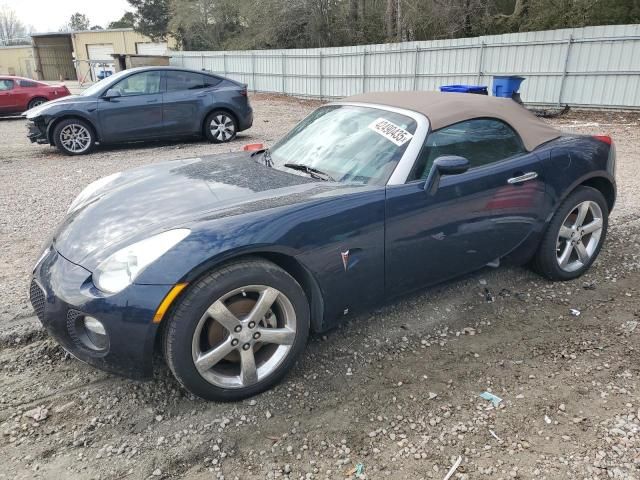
[207,300,241,333]
[558,242,573,268]
[559,225,573,239]
[195,341,235,373]
[582,218,602,235]
[257,327,295,345]
[248,287,279,324]
[574,202,589,227]
[240,348,258,385]
[575,241,589,263]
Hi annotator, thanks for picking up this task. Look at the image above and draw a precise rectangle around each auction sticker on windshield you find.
[368,118,414,146]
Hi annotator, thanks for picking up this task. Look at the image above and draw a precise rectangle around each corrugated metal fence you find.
[171,24,640,109]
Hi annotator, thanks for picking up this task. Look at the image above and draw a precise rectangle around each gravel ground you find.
[0,96,639,479]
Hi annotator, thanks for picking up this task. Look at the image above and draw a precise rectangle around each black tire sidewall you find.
[53,118,95,155]
[535,186,609,281]
[204,110,238,144]
[164,259,310,401]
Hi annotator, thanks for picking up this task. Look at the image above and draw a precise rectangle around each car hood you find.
[24,95,95,118]
[53,152,330,268]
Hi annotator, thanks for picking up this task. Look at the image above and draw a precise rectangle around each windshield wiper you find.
[250,148,273,167]
[283,163,335,182]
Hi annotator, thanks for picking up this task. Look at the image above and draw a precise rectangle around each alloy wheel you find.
[30,99,46,108]
[59,124,92,153]
[209,114,235,142]
[192,285,297,388]
[556,200,603,272]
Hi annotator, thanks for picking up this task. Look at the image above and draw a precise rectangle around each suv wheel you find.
[53,118,95,155]
[205,110,237,143]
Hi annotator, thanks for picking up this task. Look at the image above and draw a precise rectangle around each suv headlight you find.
[68,172,121,214]
[92,229,190,294]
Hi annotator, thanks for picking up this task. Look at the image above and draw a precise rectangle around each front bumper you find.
[30,247,173,380]
[26,119,49,144]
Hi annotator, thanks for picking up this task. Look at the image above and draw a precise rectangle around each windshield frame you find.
[80,70,133,97]
[303,101,429,185]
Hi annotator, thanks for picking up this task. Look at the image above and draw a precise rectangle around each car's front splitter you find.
[30,247,174,380]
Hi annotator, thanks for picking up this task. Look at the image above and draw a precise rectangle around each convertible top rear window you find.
[269,105,417,185]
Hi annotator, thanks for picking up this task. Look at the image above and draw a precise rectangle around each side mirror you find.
[102,89,121,100]
[424,155,470,195]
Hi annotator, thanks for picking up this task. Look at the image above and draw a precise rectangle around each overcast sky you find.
[4,0,131,33]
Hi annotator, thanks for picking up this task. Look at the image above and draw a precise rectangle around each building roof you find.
[31,28,136,38]
[344,91,561,151]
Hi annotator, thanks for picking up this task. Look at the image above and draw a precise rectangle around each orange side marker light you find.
[153,283,188,323]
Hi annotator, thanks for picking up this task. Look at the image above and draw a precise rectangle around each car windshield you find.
[268,105,417,185]
[80,70,131,97]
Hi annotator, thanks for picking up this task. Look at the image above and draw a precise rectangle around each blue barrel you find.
[492,76,525,98]
[439,85,488,95]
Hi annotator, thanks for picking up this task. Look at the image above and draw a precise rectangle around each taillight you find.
[593,135,612,145]
[240,85,248,96]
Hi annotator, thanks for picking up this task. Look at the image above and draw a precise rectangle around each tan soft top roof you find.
[343,91,561,151]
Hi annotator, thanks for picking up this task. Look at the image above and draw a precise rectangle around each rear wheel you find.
[163,258,310,401]
[53,118,95,155]
[532,186,608,280]
[204,110,237,143]
[27,97,48,110]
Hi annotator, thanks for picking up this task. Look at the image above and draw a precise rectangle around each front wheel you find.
[532,186,608,280]
[53,118,95,155]
[204,110,237,143]
[163,258,310,401]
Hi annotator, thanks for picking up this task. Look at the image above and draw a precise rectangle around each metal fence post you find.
[413,46,419,90]
[281,53,286,94]
[223,54,227,77]
[476,42,485,84]
[319,51,323,100]
[251,52,256,92]
[362,49,367,93]
[201,53,204,70]
[558,35,574,106]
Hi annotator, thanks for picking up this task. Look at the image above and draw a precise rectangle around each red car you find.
[0,76,71,115]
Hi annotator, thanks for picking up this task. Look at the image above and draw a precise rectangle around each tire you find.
[28,97,48,110]
[163,258,310,401]
[53,118,95,156]
[204,110,238,143]
[532,186,608,281]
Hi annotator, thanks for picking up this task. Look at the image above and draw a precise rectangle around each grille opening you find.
[29,280,46,322]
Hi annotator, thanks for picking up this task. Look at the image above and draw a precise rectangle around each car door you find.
[0,79,17,113]
[385,118,548,297]
[163,71,218,135]
[97,70,164,142]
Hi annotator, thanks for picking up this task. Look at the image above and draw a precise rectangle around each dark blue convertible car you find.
[30,91,616,401]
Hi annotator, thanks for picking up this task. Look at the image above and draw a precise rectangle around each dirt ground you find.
[0,95,639,480]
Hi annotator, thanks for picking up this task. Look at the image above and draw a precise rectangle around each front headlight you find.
[92,229,190,294]
[68,172,121,214]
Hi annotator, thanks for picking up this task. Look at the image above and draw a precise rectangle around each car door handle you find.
[507,172,538,184]
[146,98,159,103]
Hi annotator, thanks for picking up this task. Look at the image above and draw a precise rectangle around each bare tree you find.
[0,5,29,45]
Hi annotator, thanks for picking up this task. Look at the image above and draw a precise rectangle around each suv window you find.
[411,118,526,180]
[110,71,162,96]
[0,79,14,91]
[166,71,213,91]
[19,80,37,87]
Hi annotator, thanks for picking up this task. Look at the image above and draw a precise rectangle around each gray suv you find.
[25,67,253,155]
